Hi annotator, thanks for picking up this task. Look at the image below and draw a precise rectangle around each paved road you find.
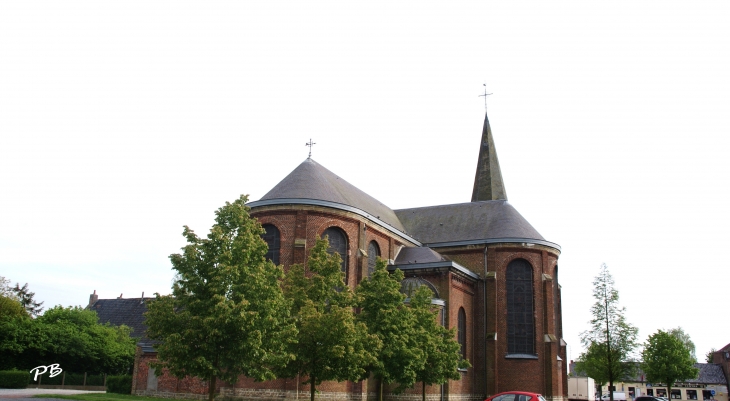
[0,389,105,399]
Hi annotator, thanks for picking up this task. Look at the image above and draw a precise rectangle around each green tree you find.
[667,327,696,362]
[281,237,377,401]
[11,283,44,317]
[37,306,137,374]
[0,295,33,370]
[580,264,638,401]
[575,343,636,397]
[0,294,28,320]
[0,276,15,299]
[705,348,716,363]
[410,285,469,401]
[145,195,297,401]
[0,305,135,373]
[356,259,424,400]
[642,330,699,399]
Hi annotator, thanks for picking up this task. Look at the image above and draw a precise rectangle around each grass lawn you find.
[33,394,166,401]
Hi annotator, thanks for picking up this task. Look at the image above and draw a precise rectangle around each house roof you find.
[255,158,405,232]
[395,200,548,246]
[691,363,727,384]
[89,297,152,341]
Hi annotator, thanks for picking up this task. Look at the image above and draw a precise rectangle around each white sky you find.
[2,1,728,362]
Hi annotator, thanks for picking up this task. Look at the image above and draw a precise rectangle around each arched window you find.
[367,241,380,277]
[261,224,280,265]
[458,307,467,360]
[322,227,348,280]
[506,258,535,355]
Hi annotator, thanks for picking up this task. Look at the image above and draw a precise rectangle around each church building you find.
[132,112,567,401]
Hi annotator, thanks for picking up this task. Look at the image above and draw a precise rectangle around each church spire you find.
[471,112,508,202]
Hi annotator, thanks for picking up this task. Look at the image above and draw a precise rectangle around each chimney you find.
[88,290,99,307]
[140,292,145,305]
[118,293,123,299]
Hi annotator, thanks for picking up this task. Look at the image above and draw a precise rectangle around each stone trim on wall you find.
[220,388,367,401]
[135,390,208,400]
[440,394,484,401]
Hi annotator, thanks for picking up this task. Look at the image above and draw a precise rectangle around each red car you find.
[486,391,547,401]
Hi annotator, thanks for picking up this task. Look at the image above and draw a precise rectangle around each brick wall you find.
[138,203,564,401]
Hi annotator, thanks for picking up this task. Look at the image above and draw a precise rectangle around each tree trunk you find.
[209,374,217,401]
[605,288,613,401]
[422,381,426,401]
[310,374,316,401]
[379,378,383,401]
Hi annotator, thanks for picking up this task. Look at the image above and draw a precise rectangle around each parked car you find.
[599,392,627,401]
[486,391,547,401]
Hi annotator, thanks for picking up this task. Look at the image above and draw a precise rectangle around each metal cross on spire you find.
[479,83,492,111]
[305,138,316,158]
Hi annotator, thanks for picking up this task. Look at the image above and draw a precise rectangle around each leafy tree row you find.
[0,302,136,374]
[576,264,699,401]
[146,195,469,401]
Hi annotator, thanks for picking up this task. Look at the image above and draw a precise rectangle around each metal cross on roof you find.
[305,138,316,158]
[479,83,492,111]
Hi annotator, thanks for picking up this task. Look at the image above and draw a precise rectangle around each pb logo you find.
[29,364,63,382]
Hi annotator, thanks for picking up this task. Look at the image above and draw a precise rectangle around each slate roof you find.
[691,363,727,384]
[472,113,508,202]
[256,158,405,232]
[393,247,448,265]
[395,200,546,245]
[89,298,152,341]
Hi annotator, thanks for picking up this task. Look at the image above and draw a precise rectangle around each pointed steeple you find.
[471,112,508,201]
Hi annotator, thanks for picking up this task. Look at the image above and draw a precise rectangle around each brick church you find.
[132,112,567,401]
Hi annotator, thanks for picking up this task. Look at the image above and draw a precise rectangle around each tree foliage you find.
[0,276,15,299]
[37,306,136,374]
[0,303,36,370]
[281,237,377,401]
[356,259,423,398]
[574,341,631,390]
[410,285,469,401]
[0,305,135,373]
[667,327,696,362]
[579,264,638,401]
[642,330,699,398]
[12,283,44,317]
[145,195,297,401]
[0,295,28,320]
[705,348,716,363]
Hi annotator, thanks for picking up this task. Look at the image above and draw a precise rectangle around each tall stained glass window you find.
[506,258,535,355]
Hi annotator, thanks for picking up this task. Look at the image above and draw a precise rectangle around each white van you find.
[600,393,627,401]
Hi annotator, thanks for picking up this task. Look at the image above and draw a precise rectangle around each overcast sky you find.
[2,1,729,361]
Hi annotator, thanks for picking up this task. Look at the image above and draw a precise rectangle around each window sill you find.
[505,353,538,359]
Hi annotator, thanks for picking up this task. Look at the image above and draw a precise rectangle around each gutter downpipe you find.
[484,244,489,399]
[441,302,445,401]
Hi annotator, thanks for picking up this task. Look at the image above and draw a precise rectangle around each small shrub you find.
[58,372,85,385]
[0,370,30,389]
[85,373,105,386]
[106,375,132,394]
